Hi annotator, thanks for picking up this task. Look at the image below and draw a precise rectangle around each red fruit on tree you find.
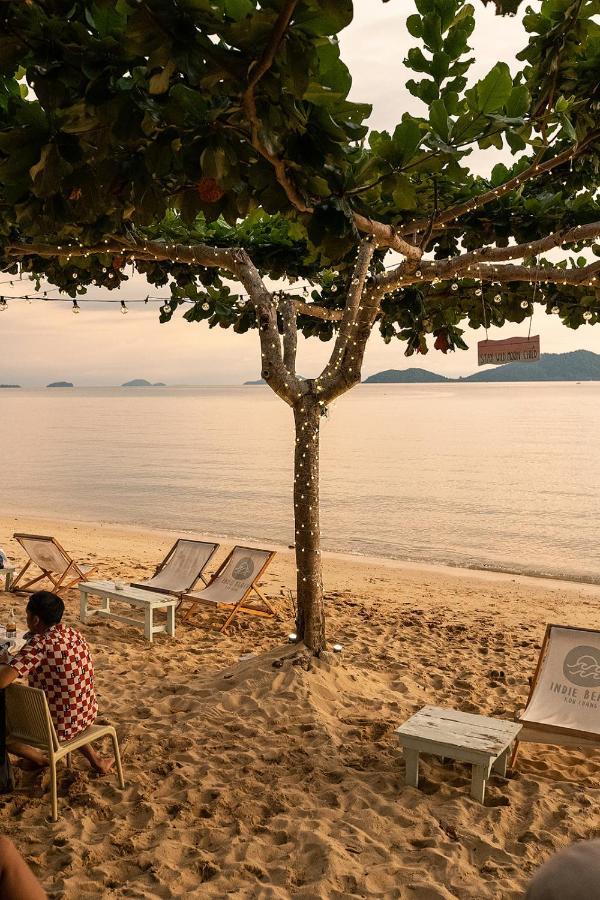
[196,177,225,203]
[434,331,450,353]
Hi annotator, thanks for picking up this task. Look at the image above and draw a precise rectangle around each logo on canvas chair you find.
[563,646,600,687]
[231,557,255,581]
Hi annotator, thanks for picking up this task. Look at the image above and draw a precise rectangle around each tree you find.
[0,0,599,653]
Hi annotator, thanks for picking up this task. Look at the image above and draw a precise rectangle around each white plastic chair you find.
[5,683,124,821]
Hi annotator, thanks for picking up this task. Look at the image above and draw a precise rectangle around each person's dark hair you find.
[26,591,64,626]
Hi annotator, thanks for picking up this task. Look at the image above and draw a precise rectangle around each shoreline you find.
[2,508,600,599]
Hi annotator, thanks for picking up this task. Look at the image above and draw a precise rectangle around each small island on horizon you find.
[47,381,74,388]
[121,379,166,387]
[0,384,21,389]
[363,350,600,384]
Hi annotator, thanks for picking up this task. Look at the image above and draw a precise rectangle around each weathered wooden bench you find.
[396,706,522,803]
[79,580,177,642]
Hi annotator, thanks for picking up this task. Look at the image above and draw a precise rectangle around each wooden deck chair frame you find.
[181,547,277,631]
[510,623,600,767]
[131,538,219,597]
[5,683,124,822]
[10,533,98,597]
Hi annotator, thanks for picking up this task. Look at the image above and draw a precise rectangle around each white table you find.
[0,568,15,591]
[79,580,178,642]
[396,706,522,803]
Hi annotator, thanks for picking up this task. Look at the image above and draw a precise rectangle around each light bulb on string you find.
[72,300,80,314]
[494,294,502,303]
[583,310,593,321]
[520,300,529,309]
[121,301,128,315]
[162,302,172,314]
[0,297,6,311]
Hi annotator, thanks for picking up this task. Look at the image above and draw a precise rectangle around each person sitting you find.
[0,591,113,775]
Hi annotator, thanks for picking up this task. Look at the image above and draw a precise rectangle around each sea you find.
[1,383,599,584]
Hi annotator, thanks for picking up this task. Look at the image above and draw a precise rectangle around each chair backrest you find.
[521,624,600,739]
[5,683,58,752]
[135,539,218,593]
[13,533,73,576]
[201,546,273,604]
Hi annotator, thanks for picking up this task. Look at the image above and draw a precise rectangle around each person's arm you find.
[0,666,18,690]
[0,836,47,900]
[0,642,43,690]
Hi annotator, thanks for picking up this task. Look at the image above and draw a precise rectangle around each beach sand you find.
[1,514,599,898]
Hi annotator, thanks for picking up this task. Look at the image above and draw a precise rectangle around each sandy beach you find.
[1,514,599,898]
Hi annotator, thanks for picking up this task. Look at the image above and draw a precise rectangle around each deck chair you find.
[5,683,124,821]
[181,546,276,630]
[511,624,600,765]
[11,533,97,596]
[131,538,219,597]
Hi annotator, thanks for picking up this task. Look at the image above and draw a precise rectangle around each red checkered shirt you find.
[9,624,98,742]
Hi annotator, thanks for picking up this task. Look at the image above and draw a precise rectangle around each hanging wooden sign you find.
[478,335,540,367]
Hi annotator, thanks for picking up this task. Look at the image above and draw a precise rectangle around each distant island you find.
[364,350,600,384]
[0,384,20,389]
[47,381,73,388]
[121,379,166,387]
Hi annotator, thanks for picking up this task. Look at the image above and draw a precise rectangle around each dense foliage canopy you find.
[0,0,599,356]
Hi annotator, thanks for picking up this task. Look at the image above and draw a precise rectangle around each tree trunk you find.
[293,396,325,654]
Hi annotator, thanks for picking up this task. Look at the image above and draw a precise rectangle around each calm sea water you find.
[0,383,599,583]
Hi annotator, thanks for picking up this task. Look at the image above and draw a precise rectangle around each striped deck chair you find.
[181,546,276,631]
[11,533,97,597]
[511,624,600,765]
[131,538,219,597]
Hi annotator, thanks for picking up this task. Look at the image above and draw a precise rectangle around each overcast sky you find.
[1,1,598,387]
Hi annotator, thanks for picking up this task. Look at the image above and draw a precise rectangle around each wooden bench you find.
[396,706,522,803]
[79,580,177,642]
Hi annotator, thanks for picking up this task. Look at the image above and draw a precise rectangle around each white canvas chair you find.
[5,683,124,822]
[131,538,219,597]
[512,624,600,764]
[11,533,97,597]
[181,546,276,631]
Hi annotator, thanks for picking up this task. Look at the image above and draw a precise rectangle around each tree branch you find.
[373,258,600,299]
[293,301,343,322]
[280,296,298,373]
[429,220,600,278]
[316,239,376,401]
[240,0,311,214]
[395,134,599,239]
[352,214,422,260]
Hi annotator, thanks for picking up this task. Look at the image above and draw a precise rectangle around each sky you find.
[1,1,598,387]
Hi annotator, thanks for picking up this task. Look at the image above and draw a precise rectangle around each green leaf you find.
[391,175,417,210]
[422,14,443,50]
[294,0,353,35]
[429,98,450,141]
[392,115,424,165]
[475,62,513,113]
[148,61,176,95]
[505,84,530,118]
[406,14,423,37]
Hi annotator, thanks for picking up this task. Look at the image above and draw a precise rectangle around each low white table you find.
[0,568,15,591]
[79,580,177,642]
[396,706,522,803]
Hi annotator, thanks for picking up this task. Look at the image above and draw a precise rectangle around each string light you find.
[72,300,80,314]
[0,297,6,311]
[120,300,128,315]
